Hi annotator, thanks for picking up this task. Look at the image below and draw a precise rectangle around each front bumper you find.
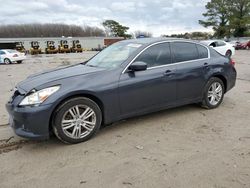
[6,101,53,140]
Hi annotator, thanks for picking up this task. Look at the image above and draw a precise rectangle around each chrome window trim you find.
[147,57,210,70]
[122,40,210,74]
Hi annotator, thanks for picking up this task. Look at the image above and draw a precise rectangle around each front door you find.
[118,42,177,116]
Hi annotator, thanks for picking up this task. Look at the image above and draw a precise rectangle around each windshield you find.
[86,42,142,68]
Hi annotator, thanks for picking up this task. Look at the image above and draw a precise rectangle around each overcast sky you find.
[0,0,212,36]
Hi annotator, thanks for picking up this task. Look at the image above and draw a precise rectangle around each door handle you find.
[163,70,174,76]
[203,62,209,69]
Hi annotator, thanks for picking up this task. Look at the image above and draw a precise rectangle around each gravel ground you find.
[0,50,250,188]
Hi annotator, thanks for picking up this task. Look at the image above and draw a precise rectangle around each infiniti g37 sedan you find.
[6,38,236,144]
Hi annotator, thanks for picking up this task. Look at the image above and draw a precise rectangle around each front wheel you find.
[4,58,12,64]
[53,97,102,144]
[201,77,225,109]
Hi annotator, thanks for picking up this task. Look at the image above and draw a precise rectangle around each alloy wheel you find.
[4,58,11,64]
[207,82,223,106]
[61,105,96,139]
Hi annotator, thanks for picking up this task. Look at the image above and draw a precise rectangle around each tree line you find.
[163,32,213,39]
[0,21,152,39]
[199,0,250,38]
[0,23,105,38]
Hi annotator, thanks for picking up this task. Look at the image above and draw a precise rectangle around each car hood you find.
[17,64,105,92]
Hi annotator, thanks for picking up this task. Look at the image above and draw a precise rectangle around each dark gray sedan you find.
[6,38,236,144]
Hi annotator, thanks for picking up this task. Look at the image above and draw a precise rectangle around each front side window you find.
[135,43,171,68]
[172,42,199,62]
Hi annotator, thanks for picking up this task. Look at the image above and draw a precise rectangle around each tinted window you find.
[172,42,199,62]
[197,44,208,59]
[0,51,5,55]
[135,43,171,68]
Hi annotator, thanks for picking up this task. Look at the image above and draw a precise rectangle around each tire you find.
[201,77,225,109]
[52,97,102,144]
[4,58,11,64]
[17,61,22,64]
[225,50,232,57]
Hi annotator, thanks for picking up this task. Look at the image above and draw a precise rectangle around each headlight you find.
[19,86,60,106]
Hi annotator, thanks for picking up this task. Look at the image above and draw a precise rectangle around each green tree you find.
[228,0,250,37]
[102,20,131,38]
[199,0,231,37]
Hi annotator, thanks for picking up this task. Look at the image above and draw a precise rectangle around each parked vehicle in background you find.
[6,38,236,144]
[0,49,26,64]
[45,41,58,54]
[15,42,26,54]
[71,40,83,53]
[235,40,250,50]
[58,40,71,53]
[30,41,42,55]
[201,40,235,57]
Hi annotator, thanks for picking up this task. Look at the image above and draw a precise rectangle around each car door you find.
[118,42,177,116]
[171,42,209,102]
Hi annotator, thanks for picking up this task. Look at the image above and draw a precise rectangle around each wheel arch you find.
[210,74,227,92]
[4,58,11,63]
[49,93,105,133]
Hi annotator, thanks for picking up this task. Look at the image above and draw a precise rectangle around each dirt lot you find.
[0,51,250,188]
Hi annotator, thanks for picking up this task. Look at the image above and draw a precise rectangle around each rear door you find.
[171,42,209,102]
[118,42,177,116]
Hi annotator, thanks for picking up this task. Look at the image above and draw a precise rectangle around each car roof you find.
[120,37,202,46]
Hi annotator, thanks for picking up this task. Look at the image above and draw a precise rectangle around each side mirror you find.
[128,61,147,72]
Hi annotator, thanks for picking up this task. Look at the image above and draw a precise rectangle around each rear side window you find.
[135,43,171,68]
[196,44,208,59]
[172,42,199,62]
[216,41,226,46]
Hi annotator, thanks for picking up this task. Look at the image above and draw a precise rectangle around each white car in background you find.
[201,40,235,57]
[0,49,26,64]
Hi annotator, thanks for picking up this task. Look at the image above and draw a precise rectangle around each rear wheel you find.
[53,97,102,144]
[4,58,11,64]
[17,61,22,64]
[201,77,225,109]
